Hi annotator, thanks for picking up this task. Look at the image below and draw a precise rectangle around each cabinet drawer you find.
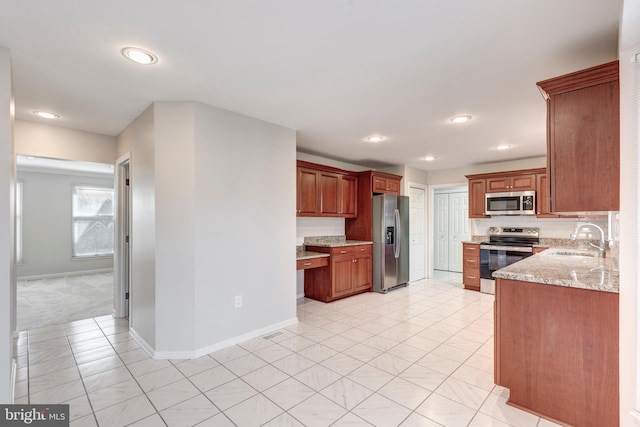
[463,269,481,288]
[297,257,329,270]
[331,246,355,256]
[463,243,480,255]
[351,245,372,255]
[464,257,480,268]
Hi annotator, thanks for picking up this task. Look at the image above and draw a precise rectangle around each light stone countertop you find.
[492,247,619,294]
[304,240,373,248]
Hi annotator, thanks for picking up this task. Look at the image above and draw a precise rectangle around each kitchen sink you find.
[544,249,598,258]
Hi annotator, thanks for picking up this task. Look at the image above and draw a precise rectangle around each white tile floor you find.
[13,271,563,427]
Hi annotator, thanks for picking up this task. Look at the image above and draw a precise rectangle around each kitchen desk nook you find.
[493,248,619,427]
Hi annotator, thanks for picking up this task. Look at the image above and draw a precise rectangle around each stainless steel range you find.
[479,227,539,294]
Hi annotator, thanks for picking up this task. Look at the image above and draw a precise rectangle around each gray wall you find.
[117,101,297,356]
[618,1,639,421]
[17,170,114,278]
[117,104,157,349]
[0,46,15,404]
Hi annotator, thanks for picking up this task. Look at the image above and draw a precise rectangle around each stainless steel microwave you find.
[485,191,535,215]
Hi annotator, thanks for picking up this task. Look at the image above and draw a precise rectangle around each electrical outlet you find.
[234,295,243,308]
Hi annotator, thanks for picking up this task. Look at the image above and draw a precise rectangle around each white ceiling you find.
[0,0,620,171]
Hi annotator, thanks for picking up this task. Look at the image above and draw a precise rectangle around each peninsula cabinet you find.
[296,161,358,218]
[537,60,620,212]
[495,278,619,427]
[303,244,372,302]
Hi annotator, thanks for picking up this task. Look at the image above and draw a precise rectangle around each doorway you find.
[15,155,116,330]
[114,154,131,319]
[433,186,469,273]
[409,184,427,282]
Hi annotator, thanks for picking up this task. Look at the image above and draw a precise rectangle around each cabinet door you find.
[297,168,319,216]
[486,177,510,192]
[373,177,388,193]
[332,257,354,297]
[351,254,372,292]
[510,174,536,191]
[386,178,400,194]
[319,172,340,216]
[536,173,555,217]
[340,175,358,218]
[468,179,487,218]
[550,81,619,212]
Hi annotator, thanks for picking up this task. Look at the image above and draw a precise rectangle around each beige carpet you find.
[17,272,113,331]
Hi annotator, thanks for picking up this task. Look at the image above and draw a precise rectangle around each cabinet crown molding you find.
[536,60,619,99]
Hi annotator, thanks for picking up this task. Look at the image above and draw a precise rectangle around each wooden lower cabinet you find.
[304,245,372,302]
[462,243,481,291]
[495,278,619,427]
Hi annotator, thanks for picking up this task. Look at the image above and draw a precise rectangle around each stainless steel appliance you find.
[485,191,535,216]
[372,194,410,293]
[480,227,539,294]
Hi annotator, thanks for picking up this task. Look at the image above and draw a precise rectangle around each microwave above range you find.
[485,191,535,216]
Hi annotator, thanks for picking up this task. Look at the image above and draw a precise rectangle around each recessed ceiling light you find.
[450,115,472,124]
[121,47,158,65]
[495,144,512,150]
[33,111,59,119]
[423,156,437,161]
[366,136,384,143]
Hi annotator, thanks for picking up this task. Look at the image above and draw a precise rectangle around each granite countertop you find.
[304,240,373,248]
[493,247,619,293]
[302,235,372,248]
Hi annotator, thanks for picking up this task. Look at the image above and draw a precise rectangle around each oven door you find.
[480,245,533,293]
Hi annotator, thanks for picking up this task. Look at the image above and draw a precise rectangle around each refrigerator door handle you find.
[394,208,401,259]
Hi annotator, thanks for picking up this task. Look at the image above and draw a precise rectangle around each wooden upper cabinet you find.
[296,161,358,218]
[296,167,320,216]
[319,172,340,216]
[340,175,358,218]
[486,174,536,193]
[372,173,401,194]
[467,168,545,218]
[468,178,488,218]
[537,61,620,212]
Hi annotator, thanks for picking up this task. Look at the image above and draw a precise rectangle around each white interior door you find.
[434,194,449,271]
[448,192,469,272]
[409,186,426,281]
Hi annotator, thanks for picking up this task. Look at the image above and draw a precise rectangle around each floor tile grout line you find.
[19,275,548,427]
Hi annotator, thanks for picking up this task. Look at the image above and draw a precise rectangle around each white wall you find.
[193,102,297,349]
[427,156,546,186]
[154,103,196,352]
[619,0,640,424]
[116,104,156,349]
[117,102,297,355]
[17,170,114,277]
[15,120,116,164]
[0,47,15,403]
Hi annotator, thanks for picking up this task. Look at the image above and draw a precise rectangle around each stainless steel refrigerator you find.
[372,194,410,293]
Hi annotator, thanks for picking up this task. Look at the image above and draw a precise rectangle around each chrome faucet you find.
[570,223,606,257]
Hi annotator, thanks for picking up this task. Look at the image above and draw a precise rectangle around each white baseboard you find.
[17,268,113,281]
[10,358,16,403]
[128,327,155,358]
[152,317,299,360]
[296,292,304,300]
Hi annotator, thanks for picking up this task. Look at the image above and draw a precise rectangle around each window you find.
[16,181,23,264]
[72,185,114,257]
